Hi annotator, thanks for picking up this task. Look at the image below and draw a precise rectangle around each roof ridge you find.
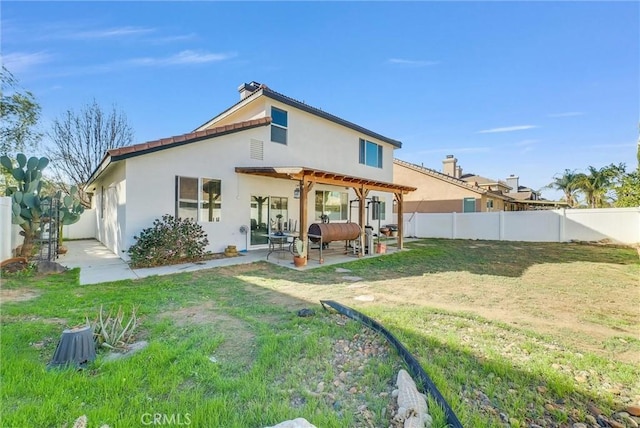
[108,117,271,157]
[393,158,486,192]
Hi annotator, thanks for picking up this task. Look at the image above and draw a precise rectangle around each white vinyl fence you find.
[0,196,97,261]
[399,207,640,245]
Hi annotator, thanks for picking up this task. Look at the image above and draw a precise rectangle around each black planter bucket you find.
[48,326,96,369]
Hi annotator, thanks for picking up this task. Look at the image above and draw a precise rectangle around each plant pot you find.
[390,231,398,237]
[293,255,307,267]
[375,243,387,254]
[57,245,68,255]
[379,227,390,236]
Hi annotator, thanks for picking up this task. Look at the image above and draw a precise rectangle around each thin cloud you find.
[548,112,584,118]
[388,58,440,67]
[128,50,236,66]
[2,51,54,73]
[58,26,155,40]
[477,125,537,134]
[148,33,198,44]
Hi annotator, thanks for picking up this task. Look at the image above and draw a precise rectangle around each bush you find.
[128,214,209,267]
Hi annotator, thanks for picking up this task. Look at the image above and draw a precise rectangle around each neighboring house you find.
[85,81,415,260]
[393,155,566,213]
[393,158,511,213]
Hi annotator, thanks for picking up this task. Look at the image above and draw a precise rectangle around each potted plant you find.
[293,238,307,267]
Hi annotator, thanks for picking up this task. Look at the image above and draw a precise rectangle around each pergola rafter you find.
[235,166,416,253]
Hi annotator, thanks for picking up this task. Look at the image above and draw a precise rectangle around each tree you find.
[48,100,134,207]
[0,67,42,156]
[574,164,624,208]
[614,170,640,207]
[545,169,582,207]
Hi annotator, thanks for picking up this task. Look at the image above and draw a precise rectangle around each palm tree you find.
[546,169,582,207]
[574,164,623,208]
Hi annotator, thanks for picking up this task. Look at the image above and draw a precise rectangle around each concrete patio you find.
[57,239,400,285]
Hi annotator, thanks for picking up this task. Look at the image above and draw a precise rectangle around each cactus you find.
[1,154,85,255]
[0,153,49,257]
[56,185,85,247]
[294,237,306,258]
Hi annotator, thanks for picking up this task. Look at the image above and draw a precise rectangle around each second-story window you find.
[271,107,287,144]
[359,138,382,168]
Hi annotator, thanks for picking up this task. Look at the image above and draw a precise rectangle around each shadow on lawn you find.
[263,239,639,284]
[208,273,636,427]
[382,322,630,428]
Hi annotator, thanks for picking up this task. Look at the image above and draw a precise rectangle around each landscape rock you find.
[102,341,148,362]
[264,418,317,428]
[628,405,640,417]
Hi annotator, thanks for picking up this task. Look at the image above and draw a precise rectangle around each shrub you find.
[127,214,209,267]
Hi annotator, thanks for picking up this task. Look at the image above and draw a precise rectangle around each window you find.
[315,190,348,221]
[270,196,289,231]
[463,197,476,213]
[359,139,383,168]
[176,176,222,222]
[486,199,494,211]
[271,107,287,144]
[371,200,386,221]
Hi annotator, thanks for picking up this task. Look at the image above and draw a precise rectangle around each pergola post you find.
[395,192,404,250]
[298,177,313,254]
[355,186,369,257]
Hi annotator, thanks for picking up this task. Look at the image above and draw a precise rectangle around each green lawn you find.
[1,239,638,427]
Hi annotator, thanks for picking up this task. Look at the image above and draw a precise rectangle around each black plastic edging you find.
[320,300,463,428]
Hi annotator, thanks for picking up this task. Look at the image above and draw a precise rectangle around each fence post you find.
[559,208,566,242]
[0,197,12,261]
[452,212,457,239]
[499,211,505,241]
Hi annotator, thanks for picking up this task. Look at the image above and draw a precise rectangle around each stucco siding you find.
[394,163,485,213]
[206,97,396,183]
[92,161,126,256]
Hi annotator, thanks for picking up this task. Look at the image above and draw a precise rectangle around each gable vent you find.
[250,139,264,160]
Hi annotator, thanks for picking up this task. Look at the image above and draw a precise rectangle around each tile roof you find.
[108,117,271,160]
[85,117,271,187]
[196,82,402,148]
[459,174,510,188]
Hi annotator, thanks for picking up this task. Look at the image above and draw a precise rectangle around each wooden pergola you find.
[235,166,416,255]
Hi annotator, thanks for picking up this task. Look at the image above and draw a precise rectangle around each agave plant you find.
[89,305,139,351]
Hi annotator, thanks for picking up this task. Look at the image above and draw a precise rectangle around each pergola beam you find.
[236,166,416,256]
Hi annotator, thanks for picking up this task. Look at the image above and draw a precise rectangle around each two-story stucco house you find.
[85,81,415,260]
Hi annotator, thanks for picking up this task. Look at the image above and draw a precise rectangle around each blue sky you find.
[2,1,638,200]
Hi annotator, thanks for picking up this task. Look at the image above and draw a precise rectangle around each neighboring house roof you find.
[393,158,512,200]
[460,173,512,190]
[195,82,402,148]
[506,191,535,201]
[86,117,271,187]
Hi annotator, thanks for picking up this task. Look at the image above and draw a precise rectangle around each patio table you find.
[264,232,298,259]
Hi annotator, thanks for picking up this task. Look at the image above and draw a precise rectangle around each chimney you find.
[455,165,463,179]
[238,81,261,100]
[506,174,519,192]
[442,155,457,177]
